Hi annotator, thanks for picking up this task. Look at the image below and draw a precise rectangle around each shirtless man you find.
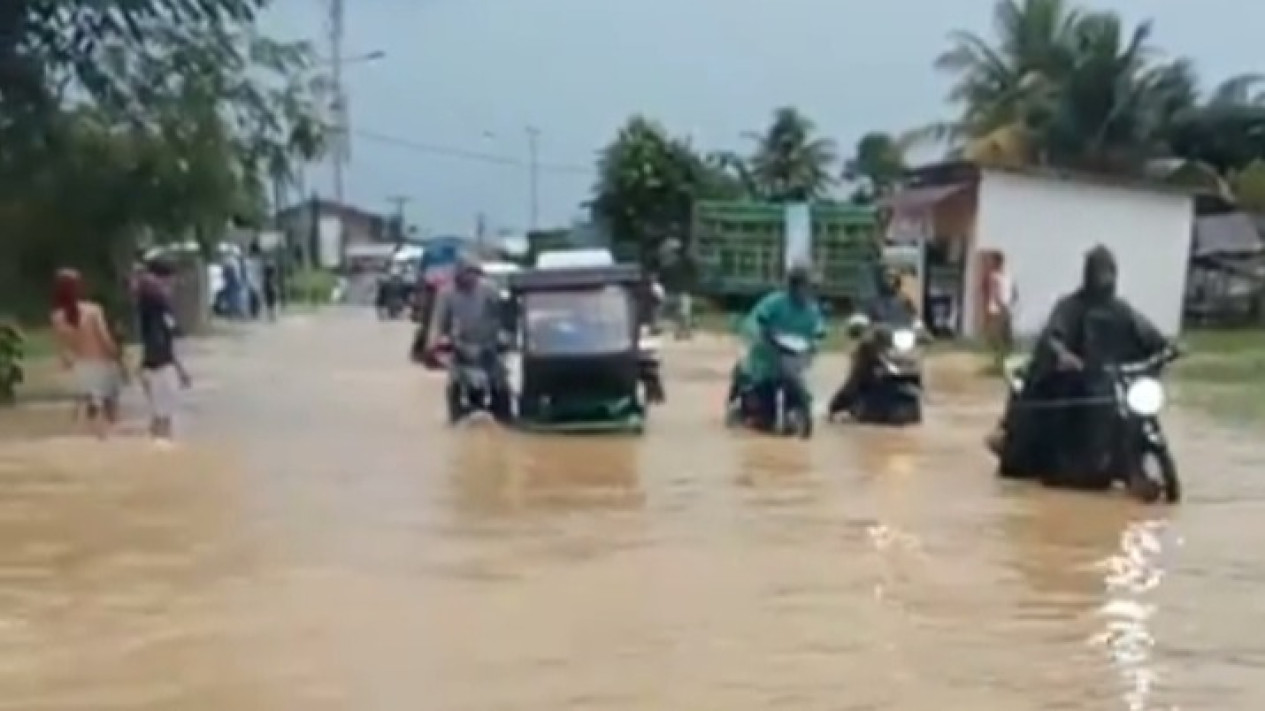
[50,269,124,438]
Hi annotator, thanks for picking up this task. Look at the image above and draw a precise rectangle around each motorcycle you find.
[638,326,666,404]
[996,347,1181,503]
[380,290,408,320]
[432,339,513,424]
[375,278,411,320]
[726,331,814,438]
[833,315,925,425]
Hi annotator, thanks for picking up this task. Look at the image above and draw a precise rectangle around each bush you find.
[286,268,339,304]
[0,320,26,405]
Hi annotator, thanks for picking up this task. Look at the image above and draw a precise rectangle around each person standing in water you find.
[261,257,280,321]
[136,258,191,440]
[985,251,1018,371]
[50,269,124,438]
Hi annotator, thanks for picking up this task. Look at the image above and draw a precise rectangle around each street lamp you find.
[314,50,387,67]
[322,50,386,207]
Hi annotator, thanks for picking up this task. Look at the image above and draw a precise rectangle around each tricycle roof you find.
[508,264,642,292]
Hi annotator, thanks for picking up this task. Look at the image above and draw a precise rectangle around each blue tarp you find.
[419,236,465,284]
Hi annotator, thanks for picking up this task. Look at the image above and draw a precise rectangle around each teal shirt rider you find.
[739,268,825,382]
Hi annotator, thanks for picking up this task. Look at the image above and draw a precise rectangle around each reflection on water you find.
[0,313,1264,710]
[1001,493,1176,708]
[734,436,811,491]
[1096,518,1172,711]
[449,431,644,515]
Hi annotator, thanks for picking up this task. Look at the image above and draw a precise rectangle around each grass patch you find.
[1172,328,1265,418]
[286,268,339,305]
[1175,329,1265,382]
[18,327,58,360]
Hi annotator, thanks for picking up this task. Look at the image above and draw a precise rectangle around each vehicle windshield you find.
[523,286,631,354]
[483,272,511,292]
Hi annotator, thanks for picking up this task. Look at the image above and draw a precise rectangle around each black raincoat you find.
[828,267,917,416]
[1005,246,1168,487]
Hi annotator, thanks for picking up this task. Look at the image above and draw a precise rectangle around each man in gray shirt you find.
[428,257,512,420]
[429,259,504,351]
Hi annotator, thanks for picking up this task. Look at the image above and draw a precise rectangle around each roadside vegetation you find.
[0,0,327,403]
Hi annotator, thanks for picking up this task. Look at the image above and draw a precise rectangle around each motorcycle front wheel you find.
[783,408,812,439]
[1133,445,1180,503]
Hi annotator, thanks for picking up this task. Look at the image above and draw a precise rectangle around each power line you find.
[349,127,593,175]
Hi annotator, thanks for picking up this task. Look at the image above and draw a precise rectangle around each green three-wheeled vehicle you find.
[508,263,663,434]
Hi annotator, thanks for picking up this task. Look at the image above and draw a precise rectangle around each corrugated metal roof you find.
[882,183,969,212]
[1193,212,1264,257]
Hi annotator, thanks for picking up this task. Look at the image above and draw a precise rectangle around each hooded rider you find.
[826,265,917,419]
[727,264,825,420]
[997,244,1170,488]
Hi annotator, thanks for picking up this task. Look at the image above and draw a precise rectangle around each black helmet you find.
[145,255,176,278]
[456,254,483,276]
[786,263,812,288]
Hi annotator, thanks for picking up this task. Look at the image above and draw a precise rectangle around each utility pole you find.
[326,0,348,205]
[387,195,410,242]
[475,211,488,252]
[526,126,540,230]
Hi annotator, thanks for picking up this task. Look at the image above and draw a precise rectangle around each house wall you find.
[968,171,1194,337]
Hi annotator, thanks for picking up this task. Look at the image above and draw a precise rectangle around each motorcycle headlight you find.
[1125,377,1165,416]
[891,329,916,352]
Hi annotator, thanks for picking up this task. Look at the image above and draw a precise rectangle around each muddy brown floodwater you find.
[2,309,1265,710]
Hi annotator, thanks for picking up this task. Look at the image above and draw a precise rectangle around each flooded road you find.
[2,309,1265,710]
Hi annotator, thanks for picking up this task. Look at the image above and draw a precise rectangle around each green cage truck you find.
[691,200,880,307]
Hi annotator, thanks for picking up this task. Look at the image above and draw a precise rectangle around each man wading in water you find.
[136,259,191,441]
[51,269,125,438]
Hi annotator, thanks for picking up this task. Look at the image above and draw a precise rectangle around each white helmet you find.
[845,313,871,338]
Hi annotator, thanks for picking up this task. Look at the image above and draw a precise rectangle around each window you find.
[523,287,632,354]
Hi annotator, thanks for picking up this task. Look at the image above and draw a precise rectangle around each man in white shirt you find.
[986,252,1017,367]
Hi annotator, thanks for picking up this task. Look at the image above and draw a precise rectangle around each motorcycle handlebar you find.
[1108,345,1181,376]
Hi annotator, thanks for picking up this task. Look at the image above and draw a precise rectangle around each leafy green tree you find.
[1230,160,1265,212]
[843,132,907,203]
[702,150,758,199]
[747,107,838,202]
[591,116,737,272]
[0,2,325,320]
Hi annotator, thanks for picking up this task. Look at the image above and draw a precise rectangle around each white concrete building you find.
[887,162,1196,338]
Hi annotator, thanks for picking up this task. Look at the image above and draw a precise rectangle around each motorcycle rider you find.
[726,264,825,425]
[427,256,513,421]
[991,244,1170,489]
[826,265,917,420]
[376,265,408,318]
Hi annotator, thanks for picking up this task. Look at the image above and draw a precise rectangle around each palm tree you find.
[747,107,838,202]
[1026,11,1163,171]
[919,0,1265,175]
[1166,75,1265,176]
[843,131,908,202]
[908,0,1082,153]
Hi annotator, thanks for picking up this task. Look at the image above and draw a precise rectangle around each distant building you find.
[274,198,391,267]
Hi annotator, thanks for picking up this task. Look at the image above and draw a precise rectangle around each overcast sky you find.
[263,0,1265,234]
